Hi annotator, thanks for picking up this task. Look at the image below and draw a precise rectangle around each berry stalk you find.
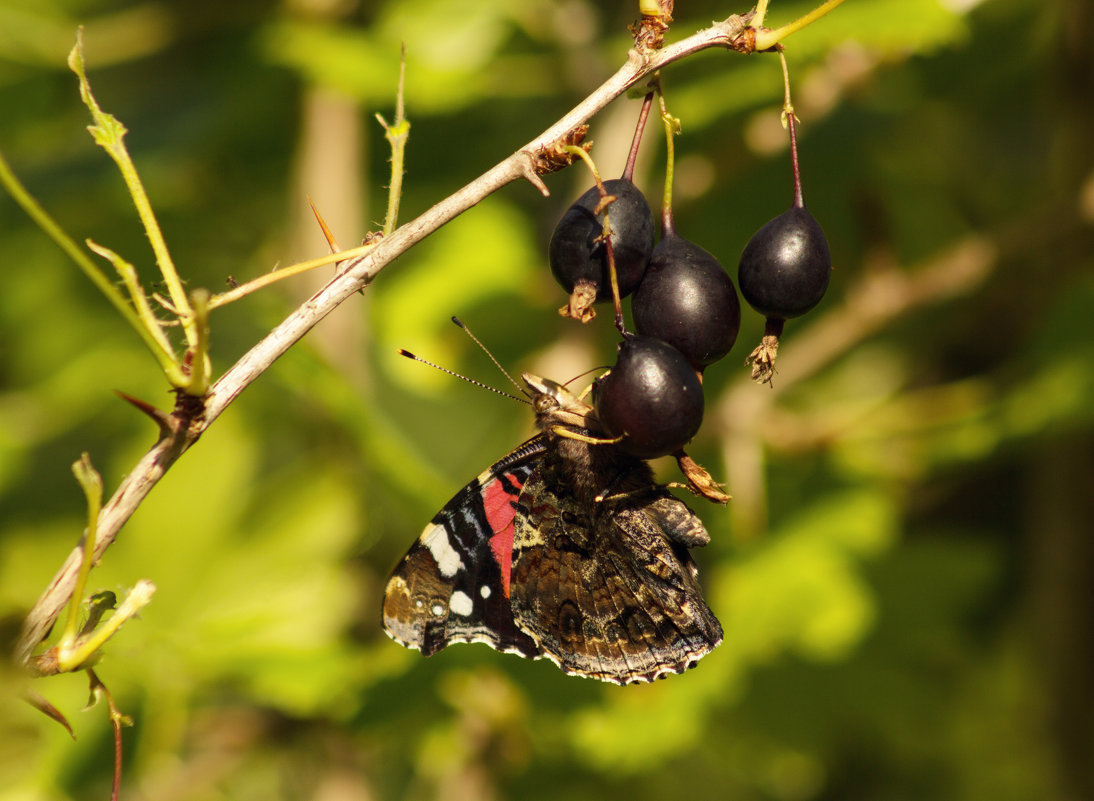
[560,145,628,332]
[657,91,681,236]
[779,49,805,209]
[623,90,655,183]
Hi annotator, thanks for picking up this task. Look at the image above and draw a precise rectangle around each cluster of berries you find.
[546,91,831,465]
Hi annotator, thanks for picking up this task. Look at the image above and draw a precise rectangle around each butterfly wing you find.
[382,437,547,660]
[509,474,722,684]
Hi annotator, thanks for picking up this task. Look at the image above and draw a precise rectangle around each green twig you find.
[754,0,847,51]
[184,289,212,396]
[68,29,196,349]
[0,151,187,385]
[52,458,158,674]
[207,240,381,309]
[86,240,179,361]
[60,453,103,655]
[376,43,410,237]
[752,0,771,28]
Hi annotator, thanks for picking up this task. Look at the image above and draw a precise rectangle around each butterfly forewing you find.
[382,438,547,660]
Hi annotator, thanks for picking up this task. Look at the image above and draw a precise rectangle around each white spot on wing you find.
[422,525,463,577]
[480,585,492,599]
[449,590,474,617]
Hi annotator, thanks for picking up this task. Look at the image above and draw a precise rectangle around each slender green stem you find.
[754,0,847,51]
[68,30,196,348]
[377,44,410,237]
[752,0,771,28]
[562,144,605,192]
[184,289,211,396]
[86,240,177,359]
[207,241,380,309]
[60,454,102,655]
[657,92,681,235]
[0,151,188,385]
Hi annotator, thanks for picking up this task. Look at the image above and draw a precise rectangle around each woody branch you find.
[17,13,759,667]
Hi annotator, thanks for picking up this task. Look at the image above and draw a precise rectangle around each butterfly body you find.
[382,373,722,684]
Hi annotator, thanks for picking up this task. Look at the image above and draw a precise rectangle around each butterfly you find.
[381,373,722,684]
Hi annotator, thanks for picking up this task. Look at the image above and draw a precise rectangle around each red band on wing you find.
[482,472,523,598]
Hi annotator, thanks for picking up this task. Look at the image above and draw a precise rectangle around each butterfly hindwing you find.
[382,438,546,660]
[509,470,723,684]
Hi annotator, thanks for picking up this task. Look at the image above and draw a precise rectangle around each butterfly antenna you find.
[551,364,611,402]
[563,364,610,387]
[398,350,531,405]
[450,316,528,397]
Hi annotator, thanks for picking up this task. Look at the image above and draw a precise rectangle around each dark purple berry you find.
[548,179,654,305]
[632,232,741,370]
[738,205,830,320]
[592,335,704,459]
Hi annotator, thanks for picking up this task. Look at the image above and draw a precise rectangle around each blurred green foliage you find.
[2,0,1093,799]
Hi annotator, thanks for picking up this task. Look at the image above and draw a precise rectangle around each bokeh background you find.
[2,0,1092,799]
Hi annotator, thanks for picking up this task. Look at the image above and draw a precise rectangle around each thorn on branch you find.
[115,391,172,436]
[519,156,550,197]
[23,689,76,738]
[114,385,205,445]
[308,195,342,254]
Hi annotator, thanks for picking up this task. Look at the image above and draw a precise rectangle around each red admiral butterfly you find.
[382,373,722,684]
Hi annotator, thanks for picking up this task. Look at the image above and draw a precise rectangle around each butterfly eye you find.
[533,393,558,414]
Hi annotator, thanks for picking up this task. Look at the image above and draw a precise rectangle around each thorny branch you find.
[16,14,757,668]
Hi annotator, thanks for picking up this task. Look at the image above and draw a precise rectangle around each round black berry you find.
[738,205,831,320]
[592,335,704,459]
[632,232,741,370]
[548,179,654,305]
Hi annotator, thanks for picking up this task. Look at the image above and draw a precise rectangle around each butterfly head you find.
[521,372,595,429]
